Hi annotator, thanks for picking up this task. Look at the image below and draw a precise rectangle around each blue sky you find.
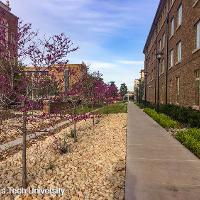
[9,0,159,90]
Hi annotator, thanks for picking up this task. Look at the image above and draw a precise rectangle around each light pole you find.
[144,70,148,106]
[156,52,163,112]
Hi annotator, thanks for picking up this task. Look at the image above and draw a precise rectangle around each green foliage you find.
[120,83,128,97]
[75,104,103,115]
[143,108,179,129]
[160,104,200,128]
[97,102,127,114]
[176,129,200,158]
[135,101,155,109]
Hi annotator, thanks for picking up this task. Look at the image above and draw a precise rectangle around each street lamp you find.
[156,51,163,112]
[144,70,148,106]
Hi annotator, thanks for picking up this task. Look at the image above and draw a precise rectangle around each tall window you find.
[170,49,174,68]
[159,39,162,51]
[177,4,183,27]
[176,77,180,104]
[177,41,182,62]
[161,59,165,74]
[196,21,200,49]
[162,33,165,49]
[171,18,174,36]
[195,70,200,106]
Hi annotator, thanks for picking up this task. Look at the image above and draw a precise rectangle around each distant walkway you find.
[125,102,200,200]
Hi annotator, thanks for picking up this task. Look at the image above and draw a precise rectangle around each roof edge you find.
[143,0,165,54]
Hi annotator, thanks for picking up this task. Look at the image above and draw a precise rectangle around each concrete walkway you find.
[125,102,200,200]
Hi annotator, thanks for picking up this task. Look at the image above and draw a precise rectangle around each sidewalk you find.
[125,102,200,200]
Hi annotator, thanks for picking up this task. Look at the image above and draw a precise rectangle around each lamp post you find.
[156,52,163,112]
[144,70,148,106]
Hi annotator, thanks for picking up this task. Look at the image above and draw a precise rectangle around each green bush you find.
[176,129,200,158]
[144,108,179,129]
[160,104,200,128]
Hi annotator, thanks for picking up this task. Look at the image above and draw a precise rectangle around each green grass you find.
[143,108,180,129]
[76,105,103,115]
[176,129,200,158]
[96,102,127,114]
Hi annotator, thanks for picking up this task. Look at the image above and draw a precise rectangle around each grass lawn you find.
[96,102,127,114]
[75,105,100,115]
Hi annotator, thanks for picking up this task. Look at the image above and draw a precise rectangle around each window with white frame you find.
[159,39,162,51]
[171,18,174,36]
[196,21,200,49]
[162,33,165,49]
[162,59,165,74]
[177,4,183,27]
[177,41,182,62]
[170,49,174,68]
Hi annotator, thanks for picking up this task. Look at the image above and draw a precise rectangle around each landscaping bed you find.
[0,112,62,144]
[0,113,127,199]
[176,129,200,158]
[136,103,200,159]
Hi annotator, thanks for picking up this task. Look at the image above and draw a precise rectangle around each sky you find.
[8,0,159,90]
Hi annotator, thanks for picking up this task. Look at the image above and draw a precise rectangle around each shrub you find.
[160,104,200,128]
[144,108,179,129]
[135,101,155,109]
[53,135,69,154]
[176,129,200,158]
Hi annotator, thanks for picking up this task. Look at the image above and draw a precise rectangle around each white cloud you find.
[118,60,144,65]
[86,61,117,70]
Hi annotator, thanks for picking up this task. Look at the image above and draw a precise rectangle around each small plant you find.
[53,134,69,154]
[45,161,55,172]
[70,129,76,138]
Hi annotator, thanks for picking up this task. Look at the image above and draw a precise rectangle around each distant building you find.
[0,1,18,64]
[24,63,87,99]
[134,79,140,101]
[144,0,200,109]
[134,69,145,102]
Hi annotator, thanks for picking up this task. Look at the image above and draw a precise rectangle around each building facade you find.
[0,1,18,62]
[24,63,87,98]
[134,69,145,102]
[144,0,200,109]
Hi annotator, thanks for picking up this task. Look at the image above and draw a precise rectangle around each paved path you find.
[125,102,200,200]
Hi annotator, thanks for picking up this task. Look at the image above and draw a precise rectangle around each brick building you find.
[0,1,18,63]
[144,0,200,109]
[24,63,87,98]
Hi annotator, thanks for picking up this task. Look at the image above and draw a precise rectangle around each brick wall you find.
[144,0,200,109]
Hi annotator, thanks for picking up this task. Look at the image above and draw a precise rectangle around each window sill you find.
[168,65,173,70]
[192,105,200,110]
[169,34,174,40]
[192,0,199,8]
[175,61,181,65]
[192,48,200,54]
[176,24,181,32]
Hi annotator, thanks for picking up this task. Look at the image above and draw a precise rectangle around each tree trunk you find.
[22,107,27,188]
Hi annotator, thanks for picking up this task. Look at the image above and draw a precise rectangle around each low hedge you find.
[144,108,180,129]
[160,104,200,128]
[176,129,200,158]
